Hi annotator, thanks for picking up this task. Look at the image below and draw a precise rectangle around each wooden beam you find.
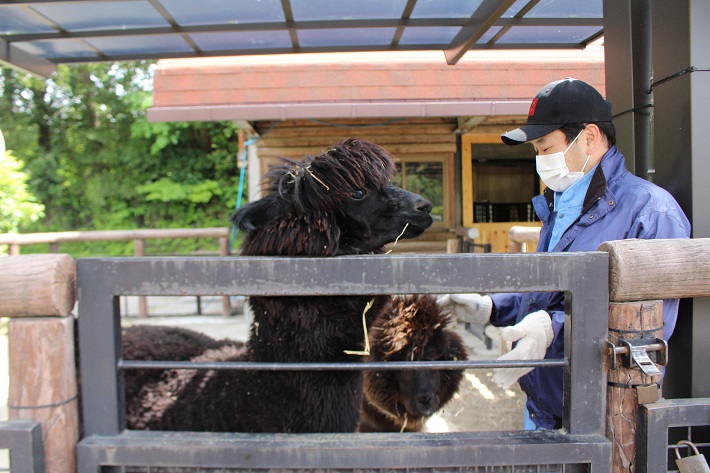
[598,238,710,302]
[259,143,456,156]
[0,255,75,317]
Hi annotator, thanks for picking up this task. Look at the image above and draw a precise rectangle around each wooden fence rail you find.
[0,227,230,256]
[507,225,542,253]
[0,227,232,318]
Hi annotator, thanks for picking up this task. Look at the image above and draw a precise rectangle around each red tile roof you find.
[149,48,605,122]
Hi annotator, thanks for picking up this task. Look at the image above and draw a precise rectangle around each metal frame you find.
[1,0,605,77]
[0,421,45,473]
[76,252,610,472]
[637,397,710,473]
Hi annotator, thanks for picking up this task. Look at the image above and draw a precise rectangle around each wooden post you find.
[0,254,79,473]
[8,317,78,473]
[606,300,664,473]
[134,238,148,318]
[446,238,458,254]
[219,236,232,317]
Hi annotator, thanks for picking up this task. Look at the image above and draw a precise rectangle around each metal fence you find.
[0,421,44,473]
[637,397,710,473]
[76,252,611,472]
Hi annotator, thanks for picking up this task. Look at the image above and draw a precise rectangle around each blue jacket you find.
[490,146,690,429]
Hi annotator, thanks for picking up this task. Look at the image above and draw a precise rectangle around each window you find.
[392,157,448,226]
[469,143,539,223]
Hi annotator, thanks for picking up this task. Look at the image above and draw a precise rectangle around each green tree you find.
[0,63,243,256]
[0,130,45,253]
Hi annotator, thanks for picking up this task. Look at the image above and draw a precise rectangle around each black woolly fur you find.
[123,138,433,433]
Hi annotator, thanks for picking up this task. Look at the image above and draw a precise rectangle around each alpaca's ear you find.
[230,196,283,234]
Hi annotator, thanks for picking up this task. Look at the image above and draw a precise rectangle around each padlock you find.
[675,440,710,473]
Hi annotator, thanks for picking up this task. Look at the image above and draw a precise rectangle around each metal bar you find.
[3,18,466,43]
[630,0,653,180]
[0,421,45,473]
[564,251,609,436]
[0,37,56,78]
[444,0,519,64]
[637,398,710,473]
[611,343,665,355]
[119,358,568,371]
[78,430,611,471]
[10,42,595,67]
[77,253,606,296]
[78,291,124,436]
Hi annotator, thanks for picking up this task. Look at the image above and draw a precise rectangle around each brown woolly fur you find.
[123,138,433,433]
[122,326,245,431]
[360,294,468,432]
[122,326,244,419]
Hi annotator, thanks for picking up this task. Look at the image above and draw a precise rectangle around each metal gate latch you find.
[674,440,710,473]
[605,337,667,376]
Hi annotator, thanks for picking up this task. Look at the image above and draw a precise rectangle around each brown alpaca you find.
[361,294,467,432]
[123,138,433,433]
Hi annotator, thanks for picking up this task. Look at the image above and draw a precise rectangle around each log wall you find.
[1,254,78,473]
[253,117,458,161]
[253,117,457,250]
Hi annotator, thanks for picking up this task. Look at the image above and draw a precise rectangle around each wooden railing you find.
[507,225,541,253]
[0,228,232,318]
[0,227,230,257]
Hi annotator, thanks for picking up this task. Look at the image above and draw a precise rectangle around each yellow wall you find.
[461,133,541,253]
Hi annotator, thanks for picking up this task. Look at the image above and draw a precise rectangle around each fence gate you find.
[0,421,44,473]
[76,253,611,473]
[637,397,710,473]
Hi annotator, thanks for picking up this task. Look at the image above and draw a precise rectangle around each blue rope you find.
[229,121,281,252]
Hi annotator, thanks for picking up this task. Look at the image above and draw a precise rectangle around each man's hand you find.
[492,310,554,390]
[437,293,493,325]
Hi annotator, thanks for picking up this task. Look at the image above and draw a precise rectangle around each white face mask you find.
[535,131,590,192]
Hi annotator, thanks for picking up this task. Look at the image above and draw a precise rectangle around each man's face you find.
[531,128,589,173]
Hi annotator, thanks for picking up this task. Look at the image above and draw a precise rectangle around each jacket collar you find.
[542,146,624,214]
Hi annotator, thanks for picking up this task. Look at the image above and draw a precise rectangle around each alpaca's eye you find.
[351,189,367,200]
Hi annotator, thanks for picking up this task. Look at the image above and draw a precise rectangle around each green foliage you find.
[0,143,45,254]
[1,63,244,257]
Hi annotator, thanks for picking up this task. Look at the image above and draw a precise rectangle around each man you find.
[440,78,690,430]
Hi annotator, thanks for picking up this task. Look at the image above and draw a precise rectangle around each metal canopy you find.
[1,0,603,78]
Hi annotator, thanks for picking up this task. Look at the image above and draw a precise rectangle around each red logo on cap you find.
[528,97,539,117]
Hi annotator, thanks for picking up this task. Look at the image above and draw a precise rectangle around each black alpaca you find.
[123,138,432,432]
[360,294,467,432]
[122,325,245,430]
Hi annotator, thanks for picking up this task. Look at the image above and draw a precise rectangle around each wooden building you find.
[149,47,605,252]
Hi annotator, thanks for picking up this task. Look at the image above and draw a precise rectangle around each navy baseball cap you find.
[501,78,613,146]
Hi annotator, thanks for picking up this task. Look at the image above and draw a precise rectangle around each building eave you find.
[147,100,531,123]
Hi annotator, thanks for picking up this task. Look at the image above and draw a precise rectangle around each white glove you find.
[492,310,554,390]
[437,293,493,325]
